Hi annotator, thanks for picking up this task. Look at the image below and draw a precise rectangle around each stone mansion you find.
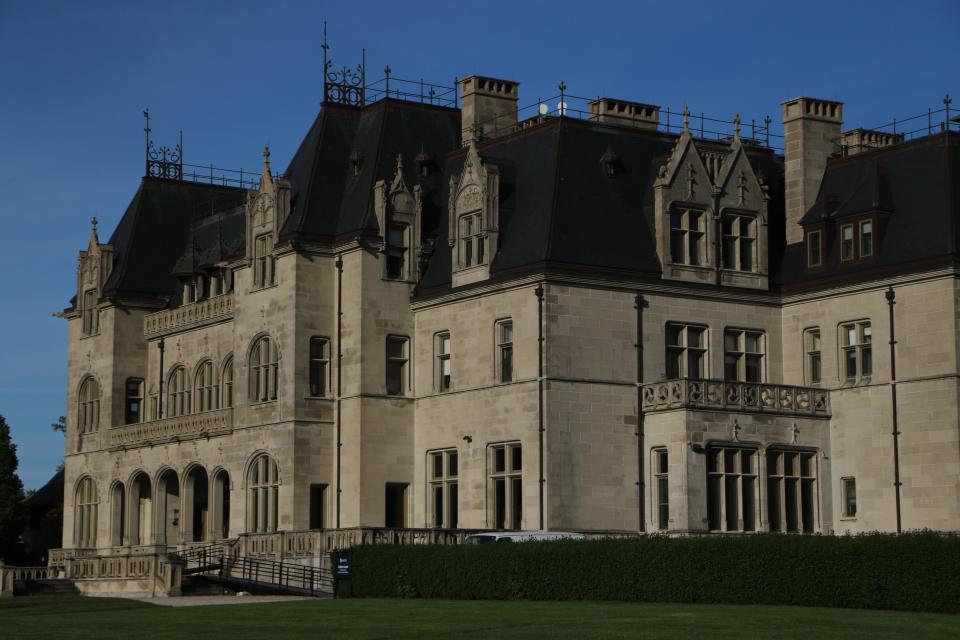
[59,67,960,558]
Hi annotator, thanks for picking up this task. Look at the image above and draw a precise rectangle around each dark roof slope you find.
[778,132,958,287]
[102,178,246,302]
[419,118,784,291]
[280,99,461,245]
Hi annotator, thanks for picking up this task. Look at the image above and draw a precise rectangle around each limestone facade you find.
[57,76,960,557]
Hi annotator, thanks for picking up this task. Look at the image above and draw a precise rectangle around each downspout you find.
[535,283,545,531]
[712,188,722,286]
[335,255,344,529]
[158,337,165,419]
[635,292,646,532]
[886,286,902,533]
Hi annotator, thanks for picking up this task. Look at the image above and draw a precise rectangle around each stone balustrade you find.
[109,408,233,447]
[143,292,234,338]
[641,378,830,417]
[237,527,489,558]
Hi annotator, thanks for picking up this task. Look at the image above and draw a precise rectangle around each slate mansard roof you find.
[88,95,960,307]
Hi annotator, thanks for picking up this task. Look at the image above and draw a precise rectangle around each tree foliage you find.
[0,415,26,562]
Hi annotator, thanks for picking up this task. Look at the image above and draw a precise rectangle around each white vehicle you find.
[463,531,586,544]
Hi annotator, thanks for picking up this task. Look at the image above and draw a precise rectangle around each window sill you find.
[249,400,278,407]
[304,395,332,401]
[251,283,279,293]
[79,332,101,340]
[839,517,857,522]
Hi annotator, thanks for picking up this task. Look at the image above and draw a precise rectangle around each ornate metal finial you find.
[263,146,271,169]
[90,216,98,232]
[321,23,365,106]
[733,113,741,141]
[682,105,690,133]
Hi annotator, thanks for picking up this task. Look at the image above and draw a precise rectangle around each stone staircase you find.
[13,578,81,597]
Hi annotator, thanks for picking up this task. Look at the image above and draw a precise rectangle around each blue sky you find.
[0,0,957,489]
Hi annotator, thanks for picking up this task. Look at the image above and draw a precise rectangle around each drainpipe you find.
[635,292,646,532]
[712,188,722,286]
[886,286,902,533]
[158,337,165,419]
[335,255,344,529]
[535,283,545,531]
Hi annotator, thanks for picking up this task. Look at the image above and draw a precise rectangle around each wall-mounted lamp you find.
[462,435,473,444]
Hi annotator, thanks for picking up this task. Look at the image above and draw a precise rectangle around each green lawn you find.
[2,596,959,639]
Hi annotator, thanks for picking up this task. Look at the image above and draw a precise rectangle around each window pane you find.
[511,445,522,472]
[707,475,721,531]
[387,337,405,359]
[448,483,458,529]
[687,350,702,379]
[670,211,683,230]
[810,354,821,384]
[494,478,506,528]
[494,447,506,473]
[785,478,799,532]
[725,475,739,531]
[671,230,686,264]
[500,322,513,343]
[666,349,681,380]
[841,225,854,260]
[501,345,513,383]
[510,477,522,529]
[801,479,815,533]
[844,479,857,517]
[448,452,458,478]
[724,355,739,381]
[844,326,856,346]
[845,350,857,379]
[861,347,872,376]
[745,334,760,353]
[657,450,668,474]
[742,476,755,532]
[666,325,682,347]
[768,477,781,532]
[722,238,737,269]
[724,332,739,352]
[657,477,669,530]
[688,328,703,349]
[745,355,762,383]
[860,221,873,256]
[689,232,701,265]
[740,238,754,271]
[432,485,444,527]
[432,453,443,479]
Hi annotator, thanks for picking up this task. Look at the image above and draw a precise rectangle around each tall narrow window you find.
[249,336,279,403]
[386,224,408,279]
[840,224,854,261]
[435,332,451,392]
[386,336,409,396]
[167,366,190,417]
[723,329,764,382]
[459,213,484,267]
[254,234,276,287]
[665,323,707,379]
[82,289,99,335]
[804,329,822,385]
[124,378,144,424]
[183,278,197,304]
[78,377,100,434]
[654,448,669,531]
[842,477,857,518]
[859,220,873,257]
[221,356,234,408]
[767,449,817,533]
[247,454,279,533]
[385,483,407,528]
[309,337,330,397]
[721,214,755,272]
[670,209,706,266]
[74,477,98,548]
[496,320,513,383]
[195,360,217,412]
[429,449,459,528]
[807,230,822,267]
[841,321,872,382]
[490,443,522,530]
[706,446,757,532]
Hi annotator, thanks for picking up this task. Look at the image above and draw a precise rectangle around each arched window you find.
[249,336,279,403]
[110,482,125,546]
[75,477,98,548]
[247,454,279,533]
[221,356,234,408]
[167,366,190,417]
[195,360,217,413]
[78,377,100,434]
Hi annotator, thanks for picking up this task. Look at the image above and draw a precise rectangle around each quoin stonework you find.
[50,59,960,593]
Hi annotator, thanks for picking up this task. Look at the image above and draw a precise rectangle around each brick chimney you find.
[459,76,519,145]
[781,97,844,244]
[588,98,660,130]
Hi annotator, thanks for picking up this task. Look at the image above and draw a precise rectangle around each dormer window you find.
[670,208,706,266]
[721,213,755,272]
[459,212,484,268]
[807,230,822,268]
[840,224,854,262]
[859,220,873,258]
[386,224,408,280]
[254,233,276,287]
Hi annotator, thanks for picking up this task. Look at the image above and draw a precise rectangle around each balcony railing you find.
[143,292,234,339]
[109,408,233,447]
[641,379,830,417]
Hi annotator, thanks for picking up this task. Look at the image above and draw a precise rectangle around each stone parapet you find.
[641,378,830,417]
[109,408,233,447]
[143,292,234,339]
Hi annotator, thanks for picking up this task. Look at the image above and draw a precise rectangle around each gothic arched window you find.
[195,360,217,412]
[167,366,190,417]
[75,476,98,548]
[247,453,279,533]
[78,377,100,434]
[249,336,279,403]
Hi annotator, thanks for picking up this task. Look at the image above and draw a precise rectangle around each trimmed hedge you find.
[339,533,960,613]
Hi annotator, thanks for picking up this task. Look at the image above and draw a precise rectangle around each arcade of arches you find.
[75,462,244,548]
